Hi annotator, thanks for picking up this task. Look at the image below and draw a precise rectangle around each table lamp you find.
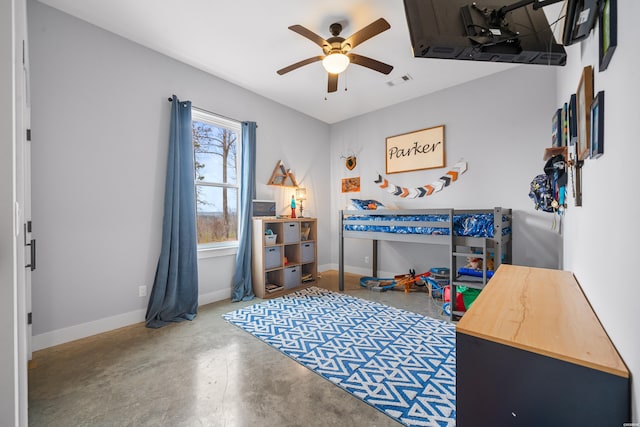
[295,187,307,217]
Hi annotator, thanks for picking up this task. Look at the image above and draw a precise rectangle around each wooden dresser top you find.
[456,264,628,378]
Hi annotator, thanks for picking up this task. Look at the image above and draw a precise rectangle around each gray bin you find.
[301,242,315,263]
[284,266,301,289]
[283,222,300,244]
[264,246,281,269]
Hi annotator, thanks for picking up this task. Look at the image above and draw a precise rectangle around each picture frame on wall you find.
[590,91,605,158]
[599,0,617,71]
[385,125,445,174]
[568,94,578,145]
[562,102,568,146]
[576,66,594,160]
[341,177,361,193]
[551,108,562,147]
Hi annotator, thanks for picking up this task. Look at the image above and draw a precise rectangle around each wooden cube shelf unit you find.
[252,217,317,298]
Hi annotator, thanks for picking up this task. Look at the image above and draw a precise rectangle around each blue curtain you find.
[146,96,199,328]
[232,121,257,302]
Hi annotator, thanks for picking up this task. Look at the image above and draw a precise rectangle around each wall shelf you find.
[543,146,567,161]
[268,160,298,187]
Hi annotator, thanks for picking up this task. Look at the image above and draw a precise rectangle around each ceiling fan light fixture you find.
[322,53,350,74]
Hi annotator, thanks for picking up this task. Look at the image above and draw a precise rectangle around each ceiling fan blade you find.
[348,53,393,75]
[328,73,338,93]
[341,18,390,51]
[277,56,324,75]
[288,25,330,49]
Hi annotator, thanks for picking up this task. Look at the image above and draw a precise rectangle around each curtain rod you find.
[167,95,248,126]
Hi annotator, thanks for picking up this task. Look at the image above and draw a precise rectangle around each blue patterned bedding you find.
[343,213,510,238]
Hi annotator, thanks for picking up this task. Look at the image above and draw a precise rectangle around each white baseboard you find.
[33,266,389,352]
[322,263,396,279]
[32,289,233,351]
[32,308,146,352]
[199,288,231,306]
[318,263,333,273]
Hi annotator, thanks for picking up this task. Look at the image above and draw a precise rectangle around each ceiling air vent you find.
[387,74,413,87]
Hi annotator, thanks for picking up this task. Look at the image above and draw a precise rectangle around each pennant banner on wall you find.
[374,160,468,198]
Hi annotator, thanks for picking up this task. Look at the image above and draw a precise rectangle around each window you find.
[191,108,241,248]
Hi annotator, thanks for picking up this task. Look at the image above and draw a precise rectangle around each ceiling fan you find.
[277,18,394,93]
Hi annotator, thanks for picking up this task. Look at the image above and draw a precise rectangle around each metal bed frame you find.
[338,207,512,320]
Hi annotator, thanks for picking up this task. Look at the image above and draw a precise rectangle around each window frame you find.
[191,107,242,255]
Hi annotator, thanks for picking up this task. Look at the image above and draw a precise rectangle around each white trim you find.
[199,288,231,306]
[31,289,233,351]
[192,106,242,249]
[197,244,237,259]
[31,264,399,351]
[322,263,396,279]
[318,264,334,274]
[32,309,146,351]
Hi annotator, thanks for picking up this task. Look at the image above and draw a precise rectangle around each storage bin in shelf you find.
[265,223,282,238]
[283,222,300,243]
[284,266,301,289]
[301,242,315,263]
[264,246,282,270]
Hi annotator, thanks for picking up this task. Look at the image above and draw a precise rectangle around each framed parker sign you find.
[385,125,445,174]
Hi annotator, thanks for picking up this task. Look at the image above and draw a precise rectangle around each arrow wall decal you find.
[374,160,468,198]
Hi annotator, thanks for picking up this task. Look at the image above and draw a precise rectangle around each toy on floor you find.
[394,270,418,293]
[394,269,431,293]
[443,286,466,316]
[362,269,433,293]
[360,277,396,291]
[424,276,445,299]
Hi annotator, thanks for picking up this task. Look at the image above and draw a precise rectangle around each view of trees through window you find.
[192,109,241,246]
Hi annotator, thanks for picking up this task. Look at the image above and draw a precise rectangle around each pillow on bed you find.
[351,199,385,210]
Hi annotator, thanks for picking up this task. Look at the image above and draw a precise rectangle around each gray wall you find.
[558,2,639,419]
[28,1,330,345]
[330,65,561,277]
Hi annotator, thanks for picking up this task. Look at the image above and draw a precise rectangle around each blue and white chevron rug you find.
[223,287,456,426]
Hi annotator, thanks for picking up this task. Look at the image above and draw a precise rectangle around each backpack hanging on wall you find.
[529,174,555,212]
[529,154,566,213]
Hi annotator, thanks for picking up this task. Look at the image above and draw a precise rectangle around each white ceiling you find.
[37,0,526,124]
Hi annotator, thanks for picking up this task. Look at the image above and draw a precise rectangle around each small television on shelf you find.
[252,200,276,217]
[403,0,567,66]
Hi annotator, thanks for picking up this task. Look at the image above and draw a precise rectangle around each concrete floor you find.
[28,271,450,427]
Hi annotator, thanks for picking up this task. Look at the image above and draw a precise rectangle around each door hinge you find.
[27,312,32,325]
[26,129,31,141]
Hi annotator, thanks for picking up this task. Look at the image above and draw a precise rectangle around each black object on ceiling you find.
[403,0,570,66]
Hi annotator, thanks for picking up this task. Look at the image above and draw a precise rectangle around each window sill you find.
[197,244,238,260]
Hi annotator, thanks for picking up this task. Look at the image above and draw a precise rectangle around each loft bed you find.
[338,207,512,320]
